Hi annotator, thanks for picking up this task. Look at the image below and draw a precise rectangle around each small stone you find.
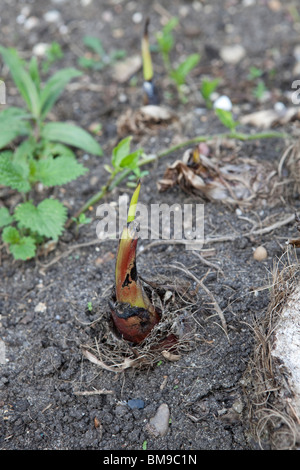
[43,10,61,23]
[146,403,170,437]
[220,44,246,64]
[253,246,267,261]
[24,16,39,30]
[127,399,145,410]
[32,43,49,57]
[232,399,244,414]
[34,302,47,313]
[132,12,143,24]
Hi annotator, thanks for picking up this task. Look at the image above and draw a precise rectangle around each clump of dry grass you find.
[245,248,300,449]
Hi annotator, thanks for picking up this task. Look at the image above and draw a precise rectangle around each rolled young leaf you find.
[142,18,153,82]
[141,18,159,105]
[112,182,160,343]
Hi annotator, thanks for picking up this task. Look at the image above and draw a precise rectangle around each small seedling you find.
[156,16,179,72]
[105,136,145,182]
[253,80,268,101]
[215,108,239,132]
[78,35,126,70]
[87,301,93,312]
[247,66,268,101]
[72,213,92,237]
[156,17,200,102]
[200,77,220,108]
[142,440,147,450]
[247,66,263,80]
[42,41,64,73]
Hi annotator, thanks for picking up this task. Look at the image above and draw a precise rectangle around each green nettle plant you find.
[0,46,102,260]
[156,17,200,101]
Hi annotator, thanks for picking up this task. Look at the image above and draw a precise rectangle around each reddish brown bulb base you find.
[110,300,161,344]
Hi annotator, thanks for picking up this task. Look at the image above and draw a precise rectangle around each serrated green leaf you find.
[0,208,13,228]
[0,107,31,149]
[35,155,88,186]
[2,226,20,244]
[112,136,132,168]
[0,46,40,117]
[14,199,67,240]
[12,138,36,164]
[41,122,102,156]
[40,68,82,119]
[0,151,31,192]
[9,236,36,261]
[43,142,76,159]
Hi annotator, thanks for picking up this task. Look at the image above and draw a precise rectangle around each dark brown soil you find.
[1,0,300,451]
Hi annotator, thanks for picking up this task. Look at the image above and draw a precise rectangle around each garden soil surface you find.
[1,0,300,451]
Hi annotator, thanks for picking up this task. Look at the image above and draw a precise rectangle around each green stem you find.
[66,129,289,226]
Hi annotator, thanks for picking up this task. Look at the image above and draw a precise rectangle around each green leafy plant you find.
[0,199,67,260]
[170,53,200,96]
[200,77,220,108]
[142,440,147,450]
[156,17,200,101]
[78,35,126,70]
[67,136,148,225]
[253,80,268,101]
[103,136,146,187]
[247,66,268,101]
[215,108,239,132]
[0,46,102,260]
[72,213,92,237]
[42,41,64,73]
[247,66,263,80]
[156,17,179,72]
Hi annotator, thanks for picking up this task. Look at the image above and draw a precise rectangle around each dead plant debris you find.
[157,143,280,207]
[245,249,300,449]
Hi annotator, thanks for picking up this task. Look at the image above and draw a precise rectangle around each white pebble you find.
[213,95,232,111]
[43,10,61,23]
[24,16,39,30]
[220,44,246,64]
[132,12,143,24]
[32,43,49,57]
[34,302,47,313]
